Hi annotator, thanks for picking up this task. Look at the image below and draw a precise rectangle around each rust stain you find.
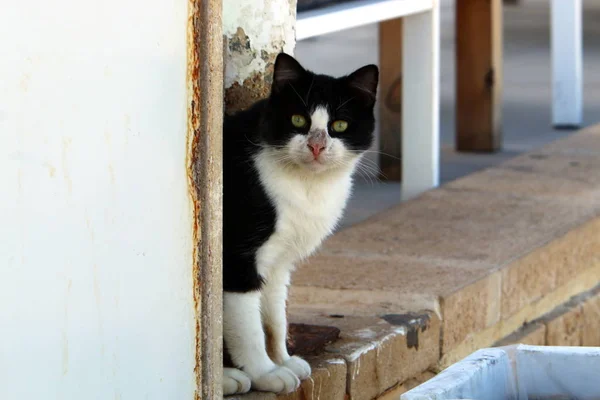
[19,73,30,92]
[186,0,202,397]
[188,0,224,396]
[44,162,56,178]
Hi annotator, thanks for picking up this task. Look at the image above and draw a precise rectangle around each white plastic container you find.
[401,345,600,400]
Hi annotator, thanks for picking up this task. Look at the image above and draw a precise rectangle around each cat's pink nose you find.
[307,143,326,157]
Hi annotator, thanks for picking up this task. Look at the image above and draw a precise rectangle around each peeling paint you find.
[352,328,377,340]
[223,0,297,108]
[342,342,376,363]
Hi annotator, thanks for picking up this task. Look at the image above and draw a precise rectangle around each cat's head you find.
[261,53,378,174]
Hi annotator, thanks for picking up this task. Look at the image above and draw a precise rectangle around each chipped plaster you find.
[223,0,297,88]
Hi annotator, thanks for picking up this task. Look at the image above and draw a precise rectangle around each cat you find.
[222,52,378,395]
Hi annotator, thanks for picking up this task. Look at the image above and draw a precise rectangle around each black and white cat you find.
[222,53,378,395]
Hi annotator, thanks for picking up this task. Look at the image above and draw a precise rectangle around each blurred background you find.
[295,0,600,228]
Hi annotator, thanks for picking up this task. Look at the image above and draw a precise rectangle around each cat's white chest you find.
[254,154,354,275]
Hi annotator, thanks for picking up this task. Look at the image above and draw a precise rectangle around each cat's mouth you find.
[299,154,334,173]
[303,157,324,166]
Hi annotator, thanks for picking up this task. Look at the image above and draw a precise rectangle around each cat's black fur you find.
[222,53,378,293]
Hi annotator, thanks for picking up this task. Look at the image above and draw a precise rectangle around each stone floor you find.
[295,0,600,228]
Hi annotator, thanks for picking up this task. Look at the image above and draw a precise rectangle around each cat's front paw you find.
[223,368,252,395]
[252,365,300,394]
[283,356,311,380]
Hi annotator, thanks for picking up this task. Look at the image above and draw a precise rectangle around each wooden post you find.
[378,18,403,181]
[456,0,503,152]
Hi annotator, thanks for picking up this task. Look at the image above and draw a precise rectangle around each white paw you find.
[223,367,251,395]
[283,356,311,380]
[251,365,300,394]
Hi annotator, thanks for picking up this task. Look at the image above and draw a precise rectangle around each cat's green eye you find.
[291,114,307,128]
[332,120,348,132]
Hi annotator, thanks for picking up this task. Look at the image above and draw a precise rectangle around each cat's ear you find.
[272,52,306,92]
[347,64,379,105]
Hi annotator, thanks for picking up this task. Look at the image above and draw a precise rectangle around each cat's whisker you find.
[356,157,382,171]
[244,135,265,148]
[336,96,356,110]
[289,83,307,107]
[358,167,379,178]
[305,77,315,105]
[253,144,289,151]
[356,157,380,169]
[349,149,403,161]
[354,168,375,187]
[352,157,386,185]
[357,164,379,177]
[355,162,378,182]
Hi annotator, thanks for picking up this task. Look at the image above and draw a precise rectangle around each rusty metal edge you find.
[187,0,224,398]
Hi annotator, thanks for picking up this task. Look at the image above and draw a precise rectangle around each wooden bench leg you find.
[378,18,403,181]
[456,0,503,152]
[551,0,583,129]
[401,6,440,201]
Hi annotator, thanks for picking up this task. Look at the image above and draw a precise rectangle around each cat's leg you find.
[223,368,251,395]
[223,290,300,394]
[261,268,311,380]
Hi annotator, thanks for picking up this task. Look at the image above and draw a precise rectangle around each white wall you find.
[0,1,197,399]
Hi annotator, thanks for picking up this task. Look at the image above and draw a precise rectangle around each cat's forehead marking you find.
[310,106,329,131]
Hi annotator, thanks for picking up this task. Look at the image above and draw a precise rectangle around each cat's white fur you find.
[309,106,329,131]
[223,106,361,395]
